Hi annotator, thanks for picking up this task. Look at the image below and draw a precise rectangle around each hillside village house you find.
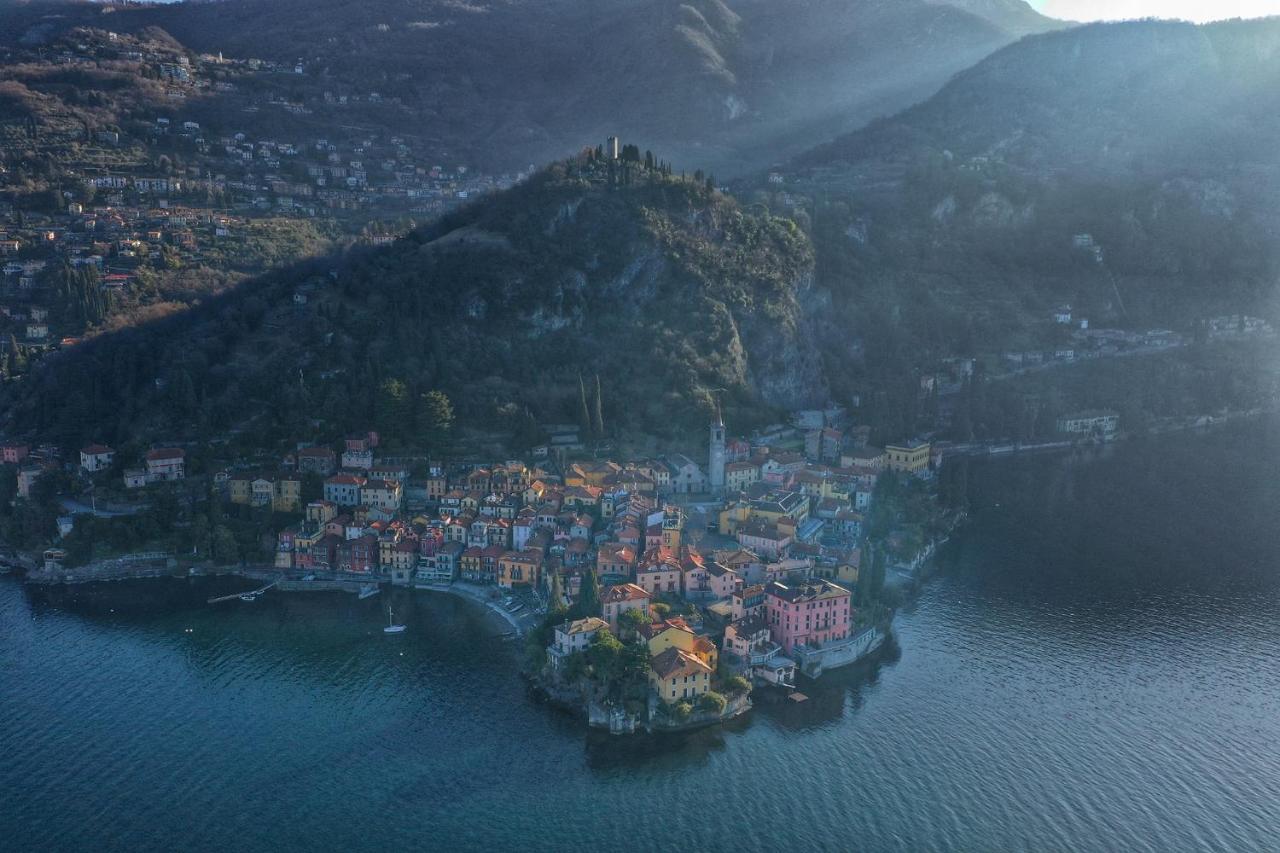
[17,466,43,499]
[884,440,931,475]
[638,617,718,671]
[296,446,337,475]
[601,583,651,630]
[79,444,115,473]
[635,548,681,596]
[361,478,404,512]
[1,444,29,465]
[324,473,365,506]
[145,448,186,481]
[548,616,608,669]
[229,472,302,512]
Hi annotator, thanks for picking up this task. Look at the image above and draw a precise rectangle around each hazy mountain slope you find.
[3,155,827,448]
[931,0,1058,33]
[767,18,1280,382]
[1,0,1060,174]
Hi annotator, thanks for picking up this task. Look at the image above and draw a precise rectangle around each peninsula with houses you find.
[1,401,964,734]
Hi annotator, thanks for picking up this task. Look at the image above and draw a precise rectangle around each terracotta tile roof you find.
[650,646,712,680]
[602,583,650,603]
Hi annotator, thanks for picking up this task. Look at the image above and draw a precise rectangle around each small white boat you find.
[239,593,256,602]
[358,583,380,600]
[383,604,406,634]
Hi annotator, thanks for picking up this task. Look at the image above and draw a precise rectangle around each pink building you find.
[1,444,30,465]
[635,547,680,597]
[764,579,852,655]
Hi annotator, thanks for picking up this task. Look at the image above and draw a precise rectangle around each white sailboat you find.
[383,604,406,634]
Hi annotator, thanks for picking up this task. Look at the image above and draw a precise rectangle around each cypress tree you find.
[592,374,605,438]
[577,373,592,439]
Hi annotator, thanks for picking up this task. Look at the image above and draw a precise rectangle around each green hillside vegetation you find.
[2,149,820,451]
[763,19,1280,401]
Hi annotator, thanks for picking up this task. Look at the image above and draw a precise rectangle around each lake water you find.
[4,422,1280,852]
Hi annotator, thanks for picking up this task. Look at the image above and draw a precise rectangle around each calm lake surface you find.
[4,422,1280,852]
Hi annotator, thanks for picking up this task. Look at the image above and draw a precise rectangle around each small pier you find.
[207,579,279,604]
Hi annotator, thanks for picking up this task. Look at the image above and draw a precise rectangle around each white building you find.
[79,444,115,473]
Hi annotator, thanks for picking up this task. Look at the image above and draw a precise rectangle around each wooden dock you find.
[207,579,279,604]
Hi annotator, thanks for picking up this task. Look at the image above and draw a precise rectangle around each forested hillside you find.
[2,149,824,450]
[0,0,1057,174]
[760,18,1280,408]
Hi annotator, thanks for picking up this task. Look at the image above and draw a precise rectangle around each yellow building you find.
[228,475,254,506]
[661,505,683,549]
[724,460,760,493]
[272,476,302,513]
[639,617,719,671]
[718,501,750,536]
[649,646,713,704]
[228,473,302,513]
[565,461,621,488]
[885,441,931,474]
[498,550,543,589]
[836,560,860,588]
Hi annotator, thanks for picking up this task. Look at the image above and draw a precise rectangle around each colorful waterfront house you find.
[480,544,506,582]
[723,615,795,688]
[388,540,418,585]
[459,546,486,582]
[764,579,852,655]
[338,534,379,574]
[548,616,609,669]
[429,540,464,582]
[648,646,712,704]
[601,583,651,631]
[498,549,543,589]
